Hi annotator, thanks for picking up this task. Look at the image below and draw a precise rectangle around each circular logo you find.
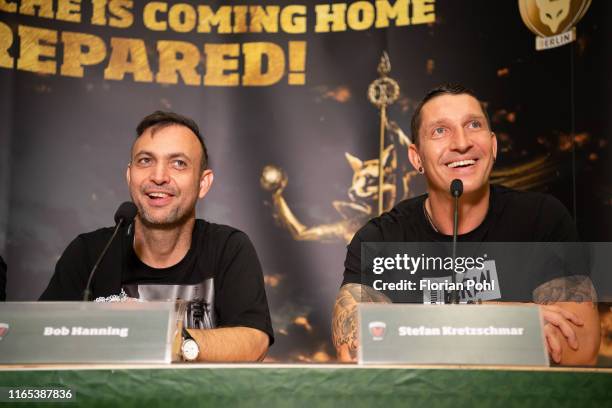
[518,0,591,37]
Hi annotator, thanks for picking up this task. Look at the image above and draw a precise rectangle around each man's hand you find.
[540,304,583,363]
[534,276,600,365]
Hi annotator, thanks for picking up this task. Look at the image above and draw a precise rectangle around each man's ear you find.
[126,163,131,186]
[491,132,498,162]
[408,144,423,172]
[198,169,214,199]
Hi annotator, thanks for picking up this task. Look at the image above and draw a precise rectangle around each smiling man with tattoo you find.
[332,84,599,365]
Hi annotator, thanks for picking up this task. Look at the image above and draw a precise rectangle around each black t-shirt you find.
[343,185,581,302]
[40,220,274,344]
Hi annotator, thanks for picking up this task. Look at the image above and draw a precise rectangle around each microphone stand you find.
[82,218,125,301]
[450,179,463,304]
[451,194,459,304]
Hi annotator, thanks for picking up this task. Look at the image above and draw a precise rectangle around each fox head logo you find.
[535,0,571,33]
[345,145,394,202]
[519,0,591,44]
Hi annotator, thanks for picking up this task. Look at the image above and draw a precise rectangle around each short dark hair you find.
[410,83,491,145]
[135,111,209,171]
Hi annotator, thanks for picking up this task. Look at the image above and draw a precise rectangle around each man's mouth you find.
[446,159,477,169]
[144,191,175,205]
[147,192,172,199]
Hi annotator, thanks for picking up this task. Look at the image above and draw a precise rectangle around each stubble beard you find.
[135,202,193,230]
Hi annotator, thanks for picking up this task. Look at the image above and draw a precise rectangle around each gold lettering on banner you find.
[104,37,153,82]
[315,0,433,32]
[168,3,196,33]
[288,41,306,85]
[19,0,54,19]
[0,22,14,68]
[56,0,82,23]
[280,5,307,34]
[17,25,57,74]
[249,6,280,33]
[203,43,239,86]
[0,0,17,13]
[0,1,443,86]
[143,2,167,31]
[411,0,435,24]
[242,42,284,86]
[156,40,201,86]
[197,6,232,33]
[233,5,248,33]
[60,31,106,77]
[347,1,375,31]
[315,3,347,32]
[375,0,410,28]
[91,0,107,25]
[108,0,133,28]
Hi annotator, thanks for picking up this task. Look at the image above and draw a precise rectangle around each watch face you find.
[181,339,199,361]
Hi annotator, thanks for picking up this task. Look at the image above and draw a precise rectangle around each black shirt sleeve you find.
[39,235,90,301]
[342,220,384,287]
[214,231,274,345]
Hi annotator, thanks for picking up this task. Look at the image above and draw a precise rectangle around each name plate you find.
[358,304,549,366]
[0,302,176,364]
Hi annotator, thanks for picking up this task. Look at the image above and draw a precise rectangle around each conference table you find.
[1,363,610,407]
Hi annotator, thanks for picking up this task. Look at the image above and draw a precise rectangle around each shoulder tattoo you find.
[533,275,598,304]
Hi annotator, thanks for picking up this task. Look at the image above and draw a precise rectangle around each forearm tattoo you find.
[332,283,391,359]
[533,275,598,304]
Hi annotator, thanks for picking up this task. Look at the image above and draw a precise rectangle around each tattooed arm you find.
[332,283,391,362]
[533,275,600,366]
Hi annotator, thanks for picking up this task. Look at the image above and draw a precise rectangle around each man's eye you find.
[433,127,447,136]
[137,157,151,165]
[172,160,187,169]
[468,120,482,129]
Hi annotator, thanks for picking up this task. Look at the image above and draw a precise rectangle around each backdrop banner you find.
[1,0,610,361]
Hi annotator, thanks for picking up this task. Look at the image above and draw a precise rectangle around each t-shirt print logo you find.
[369,321,386,341]
[0,323,9,341]
[423,260,501,304]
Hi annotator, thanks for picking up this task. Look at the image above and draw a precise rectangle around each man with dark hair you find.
[332,84,599,365]
[41,111,273,362]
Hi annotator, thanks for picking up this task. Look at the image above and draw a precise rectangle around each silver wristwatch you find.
[181,327,200,362]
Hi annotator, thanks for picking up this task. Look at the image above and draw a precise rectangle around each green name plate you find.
[0,302,176,364]
[358,304,549,366]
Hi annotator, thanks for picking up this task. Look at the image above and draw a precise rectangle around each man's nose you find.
[450,128,473,152]
[150,163,170,184]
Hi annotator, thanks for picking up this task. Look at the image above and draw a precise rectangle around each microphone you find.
[82,202,138,301]
[450,179,463,304]
[451,179,463,198]
[114,201,138,225]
